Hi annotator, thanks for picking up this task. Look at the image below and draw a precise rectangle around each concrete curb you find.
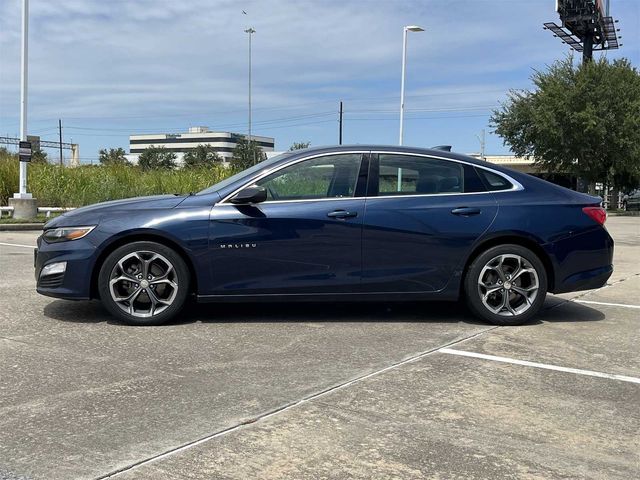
[608,212,640,217]
[0,223,44,231]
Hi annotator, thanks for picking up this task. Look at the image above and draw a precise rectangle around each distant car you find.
[622,189,640,211]
[34,145,613,326]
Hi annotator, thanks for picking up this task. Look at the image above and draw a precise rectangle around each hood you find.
[45,194,187,228]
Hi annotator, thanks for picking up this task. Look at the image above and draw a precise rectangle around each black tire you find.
[98,241,190,326]
[464,244,547,326]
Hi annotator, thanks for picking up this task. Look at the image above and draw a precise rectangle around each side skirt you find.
[197,291,459,303]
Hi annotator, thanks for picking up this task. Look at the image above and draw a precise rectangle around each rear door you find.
[205,152,368,295]
[361,152,498,293]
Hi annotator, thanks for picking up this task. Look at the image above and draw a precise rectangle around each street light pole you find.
[399,25,423,146]
[245,27,256,162]
[17,0,30,198]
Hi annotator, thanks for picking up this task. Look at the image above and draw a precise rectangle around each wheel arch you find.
[460,233,555,294]
[90,232,199,299]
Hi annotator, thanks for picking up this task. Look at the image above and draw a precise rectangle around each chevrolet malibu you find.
[35,145,613,326]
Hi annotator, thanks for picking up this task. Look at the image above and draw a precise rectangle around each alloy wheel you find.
[477,254,539,317]
[108,251,178,318]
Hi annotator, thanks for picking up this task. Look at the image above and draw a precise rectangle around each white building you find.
[127,127,275,165]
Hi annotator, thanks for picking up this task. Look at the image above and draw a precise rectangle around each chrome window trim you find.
[215,150,523,206]
[374,151,524,193]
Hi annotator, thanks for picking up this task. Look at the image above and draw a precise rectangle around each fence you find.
[0,206,75,219]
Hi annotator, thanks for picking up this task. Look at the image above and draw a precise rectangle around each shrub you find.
[0,151,235,207]
[99,147,130,166]
[183,145,224,169]
[138,146,177,171]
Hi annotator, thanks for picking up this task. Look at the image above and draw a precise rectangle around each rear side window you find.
[376,154,485,195]
[476,169,513,191]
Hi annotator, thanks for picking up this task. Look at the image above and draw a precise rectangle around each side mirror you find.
[229,185,267,205]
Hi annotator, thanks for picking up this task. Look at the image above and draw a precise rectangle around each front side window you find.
[377,154,482,196]
[256,154,362,201]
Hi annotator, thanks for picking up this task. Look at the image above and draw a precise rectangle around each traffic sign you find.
[19,141,32,162]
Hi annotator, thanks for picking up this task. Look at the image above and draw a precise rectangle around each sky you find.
[0,0,638,164]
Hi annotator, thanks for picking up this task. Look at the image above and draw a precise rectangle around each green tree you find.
[491,57,640,191]
[137,146,177,171]
[99,147,129,166]
[289,141,311,151]
[230,138,267,170]
[183,144,223,168]
[31,147,48,164]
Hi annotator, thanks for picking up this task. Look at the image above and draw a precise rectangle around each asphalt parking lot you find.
[1,217,638,480]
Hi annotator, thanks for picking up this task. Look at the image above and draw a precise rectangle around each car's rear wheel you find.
[98,241,189,326]
[464,244,547,326]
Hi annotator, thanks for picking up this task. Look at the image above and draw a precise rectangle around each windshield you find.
[197,152,293,195]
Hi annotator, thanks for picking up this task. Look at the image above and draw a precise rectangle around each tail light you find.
[582,206,607,225]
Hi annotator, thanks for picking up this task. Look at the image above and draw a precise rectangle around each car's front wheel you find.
[98,241,190,326]
[464,244,547,326]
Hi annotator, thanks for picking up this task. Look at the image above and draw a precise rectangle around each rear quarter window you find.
[476,168,513,191]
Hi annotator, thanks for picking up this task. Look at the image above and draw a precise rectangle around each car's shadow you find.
[42,295,606,327]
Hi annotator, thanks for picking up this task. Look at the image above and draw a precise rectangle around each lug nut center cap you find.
[504,281,512,290]
[140,280,149,288]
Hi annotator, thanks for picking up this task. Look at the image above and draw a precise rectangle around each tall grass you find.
[0,150,234,207]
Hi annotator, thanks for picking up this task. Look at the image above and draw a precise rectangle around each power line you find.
[56,105,497,135]
[63,111,337,133]
[0,87,518,124]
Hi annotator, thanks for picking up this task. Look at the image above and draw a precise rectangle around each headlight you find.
[43,226,96,243]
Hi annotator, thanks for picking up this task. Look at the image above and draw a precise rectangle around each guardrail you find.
[0,206,75,219]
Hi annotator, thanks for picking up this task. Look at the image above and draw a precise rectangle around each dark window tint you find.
[463,164,486,193]
[256,154,361,201]
[476,169,513,191]
[377,154,479,195]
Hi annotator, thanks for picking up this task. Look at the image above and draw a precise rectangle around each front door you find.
[361,153,498,293]
[205,152,368,295]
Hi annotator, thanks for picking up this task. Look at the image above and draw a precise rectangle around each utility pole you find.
[58,119,63,166]
[476,129,486,160]
[244,27,256,164]
[339,101,343,145]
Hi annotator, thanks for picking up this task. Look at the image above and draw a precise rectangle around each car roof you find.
[282,144,508,171]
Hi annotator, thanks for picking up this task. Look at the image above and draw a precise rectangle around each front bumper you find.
[34,235,97,300]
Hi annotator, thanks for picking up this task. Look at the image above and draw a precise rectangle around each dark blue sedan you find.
[35,145,613,326]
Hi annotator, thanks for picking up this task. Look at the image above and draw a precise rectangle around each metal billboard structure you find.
[544,0,622,63]
[0,136,80,166]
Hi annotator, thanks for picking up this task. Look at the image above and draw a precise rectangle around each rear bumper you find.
[552,264,613,294]
[547,226,614,294]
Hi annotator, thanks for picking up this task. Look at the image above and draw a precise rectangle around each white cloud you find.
[0,0,637,154]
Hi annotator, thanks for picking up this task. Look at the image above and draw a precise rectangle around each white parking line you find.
[574,299,640,309]
[0,241,35,249]
[439,348,640,384]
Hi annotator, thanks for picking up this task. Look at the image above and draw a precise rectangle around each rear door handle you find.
[451,207,481,216]
[327,210,358,219]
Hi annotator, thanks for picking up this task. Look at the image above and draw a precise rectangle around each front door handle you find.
[327,210,358,219]
[451,207,481,216]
